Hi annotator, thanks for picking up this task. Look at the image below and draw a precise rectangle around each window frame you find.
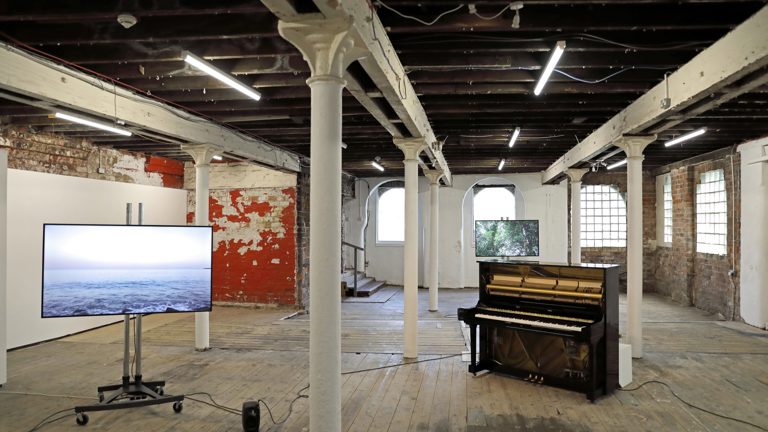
[375,186,405,246]
[695,169,727,256]
[656,174,673,247]
[580,184,627,248]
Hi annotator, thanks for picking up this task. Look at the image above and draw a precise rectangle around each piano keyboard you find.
[478,306,594,324]
[475,313,585,332]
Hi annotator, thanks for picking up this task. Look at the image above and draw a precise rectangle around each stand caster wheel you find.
[76,413,89,426]
[155,386,164,396]
[173,401,183,413]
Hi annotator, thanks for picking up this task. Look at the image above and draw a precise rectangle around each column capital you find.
[565,168,589,183]
[424,169,444,185]
[278,16,367,80]
[182,144,218,166]
[394,137,427,160]
[614,135,657,159]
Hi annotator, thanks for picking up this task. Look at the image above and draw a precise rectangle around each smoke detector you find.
[117,13,138,29]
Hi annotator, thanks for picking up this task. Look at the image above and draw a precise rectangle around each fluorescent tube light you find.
[534,40,566,96]
[54,112,132,136]
[212,154,223,161]
[508,127,521,148]
[607,159,628,170]
[371,161,385,171]
[183,52,262,101]
[341,142,348,149]
[497,158,506,170]
[664,127,707,147]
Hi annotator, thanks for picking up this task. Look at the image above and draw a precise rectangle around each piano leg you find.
[469,323,477,375]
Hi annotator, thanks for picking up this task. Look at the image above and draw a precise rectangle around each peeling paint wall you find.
[186,163,298,305]
[0,126,184,188]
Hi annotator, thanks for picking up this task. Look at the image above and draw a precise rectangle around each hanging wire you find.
[375,1,464,26]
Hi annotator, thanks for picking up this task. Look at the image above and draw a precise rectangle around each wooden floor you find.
[2,288,768,431]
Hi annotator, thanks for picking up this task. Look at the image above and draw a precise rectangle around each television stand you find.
[73,314,184,425]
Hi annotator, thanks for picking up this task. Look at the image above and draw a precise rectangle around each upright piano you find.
[458,260,619,401]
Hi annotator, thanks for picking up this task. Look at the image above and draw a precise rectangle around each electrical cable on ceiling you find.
[375,1,464,26]
[553,66,674,84]
[469,3,512,21]
[395,32,710,51]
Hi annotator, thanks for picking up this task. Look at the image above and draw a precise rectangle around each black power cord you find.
[619,380,768,432]
[26,408,74,432]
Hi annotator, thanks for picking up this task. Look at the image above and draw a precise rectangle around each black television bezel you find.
[474,219,540,258]
[41,223,214,318]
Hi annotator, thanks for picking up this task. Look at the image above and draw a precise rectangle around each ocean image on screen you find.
[475,220,539,257]
[42,225,212,317]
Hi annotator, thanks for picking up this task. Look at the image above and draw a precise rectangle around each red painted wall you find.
[188,187,297,305]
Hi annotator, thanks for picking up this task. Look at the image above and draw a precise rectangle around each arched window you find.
[473,187,515,221]
[377,187,405,242]
[580,184,627,247]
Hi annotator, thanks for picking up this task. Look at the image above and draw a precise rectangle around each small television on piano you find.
[475,219,539,257]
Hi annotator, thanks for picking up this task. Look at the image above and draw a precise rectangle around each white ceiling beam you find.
[0,42,301,172]
[542,5,768,184]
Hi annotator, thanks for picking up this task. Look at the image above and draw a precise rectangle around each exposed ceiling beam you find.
[0,42,301,172]
[542,4,768,184]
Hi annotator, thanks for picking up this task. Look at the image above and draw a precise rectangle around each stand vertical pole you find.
[136,203,143,378]
[123,203,132,381]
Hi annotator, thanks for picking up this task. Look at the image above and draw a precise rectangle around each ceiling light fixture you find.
[212,154,223,161]
[534,40,566,96]
[371,157,385,171]
[183,51,262,101]
[664,127,707,147]
[341,142,348,149]
[54,112,132,136]
[497,158,506,170]
[607,159,628,170]
[508,127,521,147]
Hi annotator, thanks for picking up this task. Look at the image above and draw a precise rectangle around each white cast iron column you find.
[616,135,656,359]
[425,170,443,312]
[183,144,217,351]
[0,147,7,385]
[394,138,427,358]
[566,168,589,265]
[279,17,365,432]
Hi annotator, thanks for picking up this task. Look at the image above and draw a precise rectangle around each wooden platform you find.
[1,289,768,431]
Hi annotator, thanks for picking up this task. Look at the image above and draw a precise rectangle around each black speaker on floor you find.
[242,401,260,432]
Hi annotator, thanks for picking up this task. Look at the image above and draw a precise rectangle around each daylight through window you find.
[377,187,405,242]
[663,175,673,244]
[696,169,727,255]
[580,185,627,247]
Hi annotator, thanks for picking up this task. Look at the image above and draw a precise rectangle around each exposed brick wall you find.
[296,164,310,309]
[649,148,741,319]
[0,126,184,188]
[186,163,298,306]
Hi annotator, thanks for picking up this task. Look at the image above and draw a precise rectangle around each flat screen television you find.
[475,219,539,257]
[42,224,213,318]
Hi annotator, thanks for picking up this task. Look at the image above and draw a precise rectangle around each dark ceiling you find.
[0,0,767,177]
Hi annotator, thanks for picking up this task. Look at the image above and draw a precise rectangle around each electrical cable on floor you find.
[0,390,97,400]
[341,353,461,375]
[25,407,74,432]
[619,380,768,431]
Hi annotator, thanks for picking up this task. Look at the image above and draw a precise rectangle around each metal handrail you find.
[341,241,365,296]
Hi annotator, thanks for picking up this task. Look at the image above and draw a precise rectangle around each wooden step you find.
[341,272,385,297]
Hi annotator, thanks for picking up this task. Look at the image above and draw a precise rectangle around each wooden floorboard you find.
[1,288,767,431]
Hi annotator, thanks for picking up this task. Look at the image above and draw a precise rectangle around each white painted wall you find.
[738,137,768,329]
[0,149,7,385]
[6,170,187,349]
[343,173,568,288]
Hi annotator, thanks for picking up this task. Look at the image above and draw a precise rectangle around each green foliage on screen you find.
[475,220,539,257]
